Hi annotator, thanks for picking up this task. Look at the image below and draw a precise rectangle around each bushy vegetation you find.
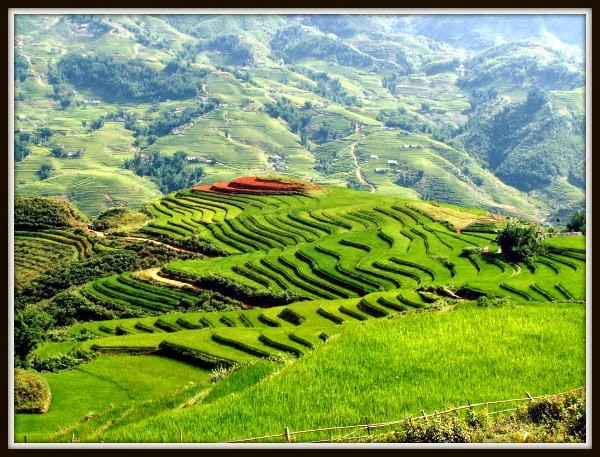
[372,389,585,443]
[54,52,209,102]
[270,23,375,68]
[124,150,204,194]
[456,88,585,192]
[14,369,52,414]
[14,196,89,231]
[495,219,546,265]
[566,210,586,234]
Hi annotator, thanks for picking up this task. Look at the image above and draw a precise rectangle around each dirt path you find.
[350,142,376,193]
[137,267,203,289]
[86,228,198,254]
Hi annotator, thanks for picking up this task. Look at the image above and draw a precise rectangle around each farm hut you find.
[369,155,379,159]
[375,168,388,173]
[388,160,398,165]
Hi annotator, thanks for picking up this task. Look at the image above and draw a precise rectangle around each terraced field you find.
[14,229,96,287]
[50,183,585,367]
[16,181,587,444]
[127,185,584,306]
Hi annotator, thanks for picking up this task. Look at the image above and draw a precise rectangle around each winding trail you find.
[137,267,202,289]
[86,228,198,254]
[350,142,376,193]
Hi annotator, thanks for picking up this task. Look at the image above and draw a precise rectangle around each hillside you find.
[13,179,586,443]
[11,12,588,446]
[12,13,586,224]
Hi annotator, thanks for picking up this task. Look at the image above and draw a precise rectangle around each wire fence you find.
[225,386,585,444]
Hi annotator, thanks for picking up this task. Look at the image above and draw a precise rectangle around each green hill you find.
[11,13,587,445]
[13,13,586,224]
[13,180,586,443]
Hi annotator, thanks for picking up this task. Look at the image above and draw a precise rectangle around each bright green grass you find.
[13,355,212,443]
[545,235,586,251]
[66,302,584,443]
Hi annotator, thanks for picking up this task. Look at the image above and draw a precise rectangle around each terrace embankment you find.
[193,176,322,195]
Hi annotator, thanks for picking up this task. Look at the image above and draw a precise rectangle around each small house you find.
[388,160,398,165]
[17,115,26,120]
[375,168,388,173]
[369,155,379,159]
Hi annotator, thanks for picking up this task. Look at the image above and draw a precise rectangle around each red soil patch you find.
[193,176,321,195]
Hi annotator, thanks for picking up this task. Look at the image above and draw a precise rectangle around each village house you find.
[369,155,379,159]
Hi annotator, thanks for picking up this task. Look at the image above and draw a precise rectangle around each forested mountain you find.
[13,13,586,223]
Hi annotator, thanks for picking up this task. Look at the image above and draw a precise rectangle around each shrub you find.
[14,369,52,413]
[564,393,586,440]
[527,396,565,425]
[460,246,482,257]
[402,415,472,443]
[30,353,94,373]
[476,296,516,308]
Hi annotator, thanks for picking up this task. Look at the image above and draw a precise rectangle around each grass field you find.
[30,302,585,443]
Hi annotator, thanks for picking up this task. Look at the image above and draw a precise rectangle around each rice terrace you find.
[11,11,588,446]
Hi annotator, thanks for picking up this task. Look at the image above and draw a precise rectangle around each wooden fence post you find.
[23,436,26,443]
[285,427,291,443]
[365,417,370,436]
[526,392,534,401]
[179,427,183,443]
[421,410,428,422]
[72,432,75,443]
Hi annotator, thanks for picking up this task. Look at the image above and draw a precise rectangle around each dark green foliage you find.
[14,132,31,162]
[30,353,94,373]
[495,219,547,265]
[36,164,53,180]
[124,150,204,194]
[14,195,89,231]
[376,106,433,133]
[456,88,584,191]
[270,23,375,68]
[55,52,209,102]
[458,42,584,91]
[14,309,54,366]
[565,210,585,234]
[14,53,30,82]
[45,292,118,326]
[131,100,218,144]
[14,369,51,413]
[290,65,361,106]
[264,97,311,135]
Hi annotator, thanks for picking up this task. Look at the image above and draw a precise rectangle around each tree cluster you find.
[124,150,204,194]
[55,52,209,102]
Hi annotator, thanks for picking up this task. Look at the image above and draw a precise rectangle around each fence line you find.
[226,386,585,443]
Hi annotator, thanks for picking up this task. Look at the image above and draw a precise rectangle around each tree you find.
[566,210,586,234]
[494,219,546,265]
[51,145,66,158]
[14,309,54,366]
[36,164,52,180]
